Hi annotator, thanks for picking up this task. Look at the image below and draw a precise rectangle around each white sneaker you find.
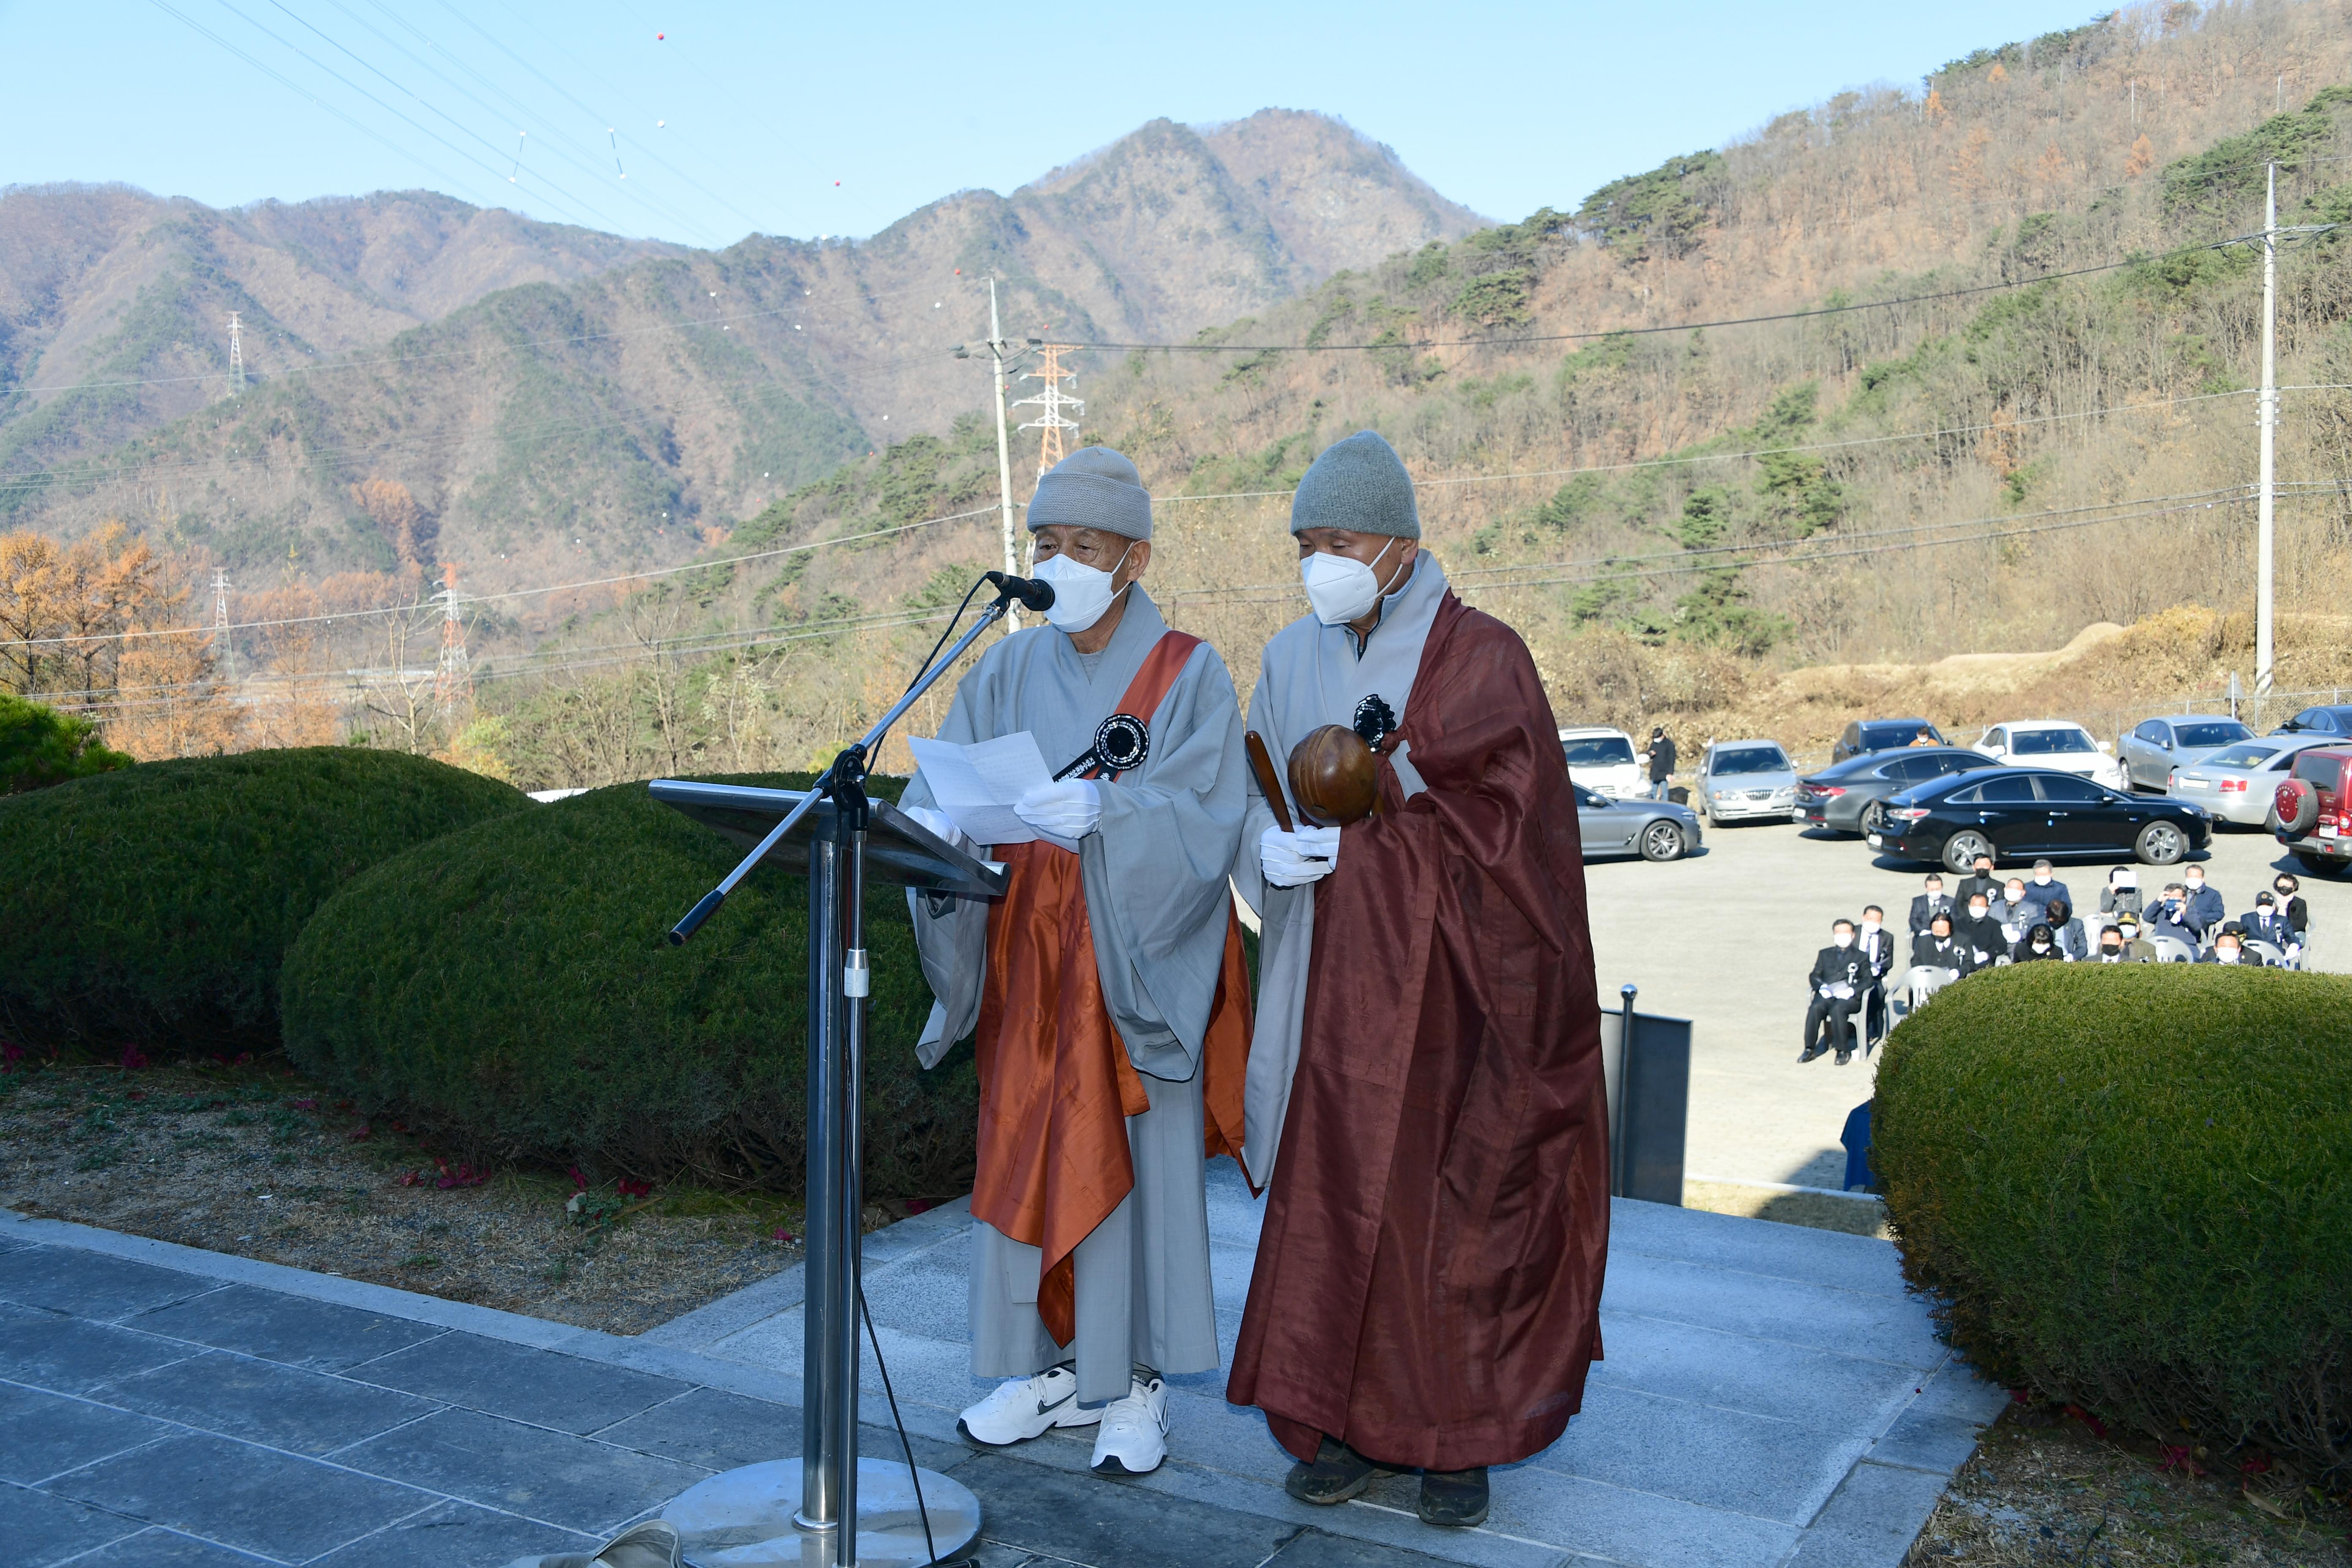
[1089,1374,1169,1475]
[958,1365,1097,1446]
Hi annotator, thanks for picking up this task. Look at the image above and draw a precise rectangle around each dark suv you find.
[2273,747,2352,875]
[1832,718,1946,763]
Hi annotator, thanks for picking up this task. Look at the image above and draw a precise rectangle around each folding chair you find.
[2246,938,2289,969]
[2151,934,2198,964]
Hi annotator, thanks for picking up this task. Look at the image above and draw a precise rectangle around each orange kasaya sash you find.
[969,631,1252,1346]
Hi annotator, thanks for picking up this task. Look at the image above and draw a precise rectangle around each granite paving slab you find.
[3,1165,2003,1568]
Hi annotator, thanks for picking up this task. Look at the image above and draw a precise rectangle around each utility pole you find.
[1013,344,1084,479]
[432,561,471,714]
[986,281,1022,629]
[210,567,235,684]
[225,312,245,395]
[2255,163,2278,712]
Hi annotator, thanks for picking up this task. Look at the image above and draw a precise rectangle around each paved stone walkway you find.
[4,1177,2002,1568]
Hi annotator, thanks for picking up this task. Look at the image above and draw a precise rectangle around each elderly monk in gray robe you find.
[898,445,1252,1479]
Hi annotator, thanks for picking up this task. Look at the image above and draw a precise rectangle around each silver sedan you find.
[1575,784,1703,861]
[1695,739,1797,823]
[2168,734,2342,827]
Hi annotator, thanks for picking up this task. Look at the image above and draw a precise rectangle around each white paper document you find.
[906,732,1074,851]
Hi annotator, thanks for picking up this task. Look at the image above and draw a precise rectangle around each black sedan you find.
[1794,747,1998,834]
[1873,767,2211,873]
[2274,704,2352,739]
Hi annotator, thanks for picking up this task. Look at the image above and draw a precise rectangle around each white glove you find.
[1014,779,1102,839]
[902,805,967,849]
[1260,824,1340,888]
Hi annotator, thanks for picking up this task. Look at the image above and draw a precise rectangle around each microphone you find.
[985,571,1055,611]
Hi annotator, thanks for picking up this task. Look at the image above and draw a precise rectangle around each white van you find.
[1560,726,1645,798]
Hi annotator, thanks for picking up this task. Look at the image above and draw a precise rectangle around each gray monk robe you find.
[902,588,1250,1404]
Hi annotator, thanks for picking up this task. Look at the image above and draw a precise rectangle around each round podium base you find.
[666,1456,982,1567]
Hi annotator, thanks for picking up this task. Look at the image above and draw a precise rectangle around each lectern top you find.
[649,781,1009,898]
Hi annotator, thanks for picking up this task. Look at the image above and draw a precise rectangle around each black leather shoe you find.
[1284,1437,1388,1505]
[1798,1046,1826,1063]
[1834,1049,1853,1066]
[1418,1466,1489,1527]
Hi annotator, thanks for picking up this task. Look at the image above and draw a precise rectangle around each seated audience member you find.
[2021,860,2071,921]
[2178,866,2224,939]
[2145,884,2202,952]
[2092,925,2141,963]
[2099,866,2142,927]
[1954,893,2007,971]
[1993,877,2034,945]
[1905,914,1966,1007]
[1908,874,1954,936]
[2041,897,2088,961]
[1955,854,2001,911]
[2244,891,2301,964]
[1854,904,1898,1043]
[2012,922,2063,963]
[2198,927,2265,966]
[2112,913,2160,964]
[1801,919,1870,1067]
[2270,872,2308,939]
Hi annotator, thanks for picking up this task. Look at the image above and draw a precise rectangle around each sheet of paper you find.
[907,732,1074,851]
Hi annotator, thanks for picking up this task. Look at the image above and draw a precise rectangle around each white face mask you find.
[1833,932,1854,949]
[1033,542,1134,634]
[1300,536,1402,626]
[1862,919,1880,933]
[2034,872,2052,885]
[2032,941,2052,953]
[2186,875,2204,889]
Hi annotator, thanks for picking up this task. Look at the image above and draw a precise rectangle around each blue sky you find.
[4,1,2103,247]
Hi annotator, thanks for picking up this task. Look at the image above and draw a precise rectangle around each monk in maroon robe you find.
[1227,430,1608,1528]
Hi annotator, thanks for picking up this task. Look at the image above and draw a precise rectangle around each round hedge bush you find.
[279,772,979,1198]
[1874,962,2352,1476]
[0,747,528,1056]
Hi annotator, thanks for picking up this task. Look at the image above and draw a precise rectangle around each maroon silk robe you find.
[1226,592,1609,1471]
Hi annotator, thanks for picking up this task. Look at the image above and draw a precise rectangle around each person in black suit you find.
[1903,914,1967,1010]
[1955,854,2001,910]
[1953,893,2006,972]
[2011,922,2063,962]
[2269,873,2309,939]
[2197,927,2266,966]
[1853,905,1899,1047]
[1801,920,1871,1066]
[1907,874,1954,936]
[2243,892,2302,965]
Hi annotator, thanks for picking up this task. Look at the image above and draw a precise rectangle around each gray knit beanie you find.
[1026,445,1152,540]
[1289,430,1420,539]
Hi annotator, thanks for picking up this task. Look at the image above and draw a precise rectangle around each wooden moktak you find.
[1286,725,1380,827]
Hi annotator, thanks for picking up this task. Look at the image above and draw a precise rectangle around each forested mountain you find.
[0,109,1480,585]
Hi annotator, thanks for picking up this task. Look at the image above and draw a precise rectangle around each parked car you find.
[1574,783,1700,862]
[2271,703,2352,738]
[1972,721,2127,789]
[2272,746,2352,875]
[2118,713,2254,791]
[2166,734,2340,826]
[1794,747,1998,834]
[1560,726,1645,798]
[1694,740,1797,823]
[1830,717,1946,763]
[1874,767,2211,873]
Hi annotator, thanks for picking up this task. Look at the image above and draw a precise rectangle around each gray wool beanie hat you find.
[1289,430,1420,539]
[1026,445,1152,540]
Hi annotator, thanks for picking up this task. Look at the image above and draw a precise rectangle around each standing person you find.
[899,446,1251,1478]
[1228,431,1606,1530]
[1644,727,1677,801]
[1907,874,1954,936]
[1801,920,1870,1065]
[1956,854,2002,911]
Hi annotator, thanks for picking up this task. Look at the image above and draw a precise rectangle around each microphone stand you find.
[665,575,1023,1568]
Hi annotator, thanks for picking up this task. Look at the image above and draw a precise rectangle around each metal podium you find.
[648,580,1037,1567]
[651,781,1002,1566]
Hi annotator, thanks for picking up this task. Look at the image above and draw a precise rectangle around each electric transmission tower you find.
[210,567,236,684]
[431,562,471,713]
[1012,345,1083,479]
[225,312,245,395]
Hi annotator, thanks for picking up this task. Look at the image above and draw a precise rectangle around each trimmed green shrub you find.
[280,773,979,1198]
[0,747,527,1055]
[1,694,133,793]
[1874,963,2352,1477]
